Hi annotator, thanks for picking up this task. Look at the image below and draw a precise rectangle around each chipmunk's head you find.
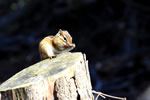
[53,29,75,52]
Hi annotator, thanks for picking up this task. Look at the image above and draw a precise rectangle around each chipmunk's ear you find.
[56,29,64,36]
[59,29,63,32]
[56,29,61,36]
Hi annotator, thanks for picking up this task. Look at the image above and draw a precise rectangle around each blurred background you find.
[0,0,150,100]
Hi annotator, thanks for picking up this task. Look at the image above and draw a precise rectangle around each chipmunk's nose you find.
[70,43,75,48]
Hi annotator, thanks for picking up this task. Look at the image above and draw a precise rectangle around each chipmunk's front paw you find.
[49,55,56,59]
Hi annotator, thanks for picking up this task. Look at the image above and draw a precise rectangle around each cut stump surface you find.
[0,52,93,100]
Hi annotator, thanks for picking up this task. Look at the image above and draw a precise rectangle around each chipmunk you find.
[39,29,75,60]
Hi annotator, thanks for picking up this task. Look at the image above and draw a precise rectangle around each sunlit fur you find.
[39,29,75,60]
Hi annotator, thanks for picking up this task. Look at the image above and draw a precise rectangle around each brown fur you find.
[39,29,75,60]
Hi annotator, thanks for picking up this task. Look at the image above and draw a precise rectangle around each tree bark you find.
[0,52,93,100]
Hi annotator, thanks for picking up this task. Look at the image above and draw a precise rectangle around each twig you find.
[92,90,127,100]
[95,94,100,100]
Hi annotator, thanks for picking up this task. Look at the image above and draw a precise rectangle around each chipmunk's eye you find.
[63,37,67,41]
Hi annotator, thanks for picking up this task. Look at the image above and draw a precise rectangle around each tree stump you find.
[0,52,93,100]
